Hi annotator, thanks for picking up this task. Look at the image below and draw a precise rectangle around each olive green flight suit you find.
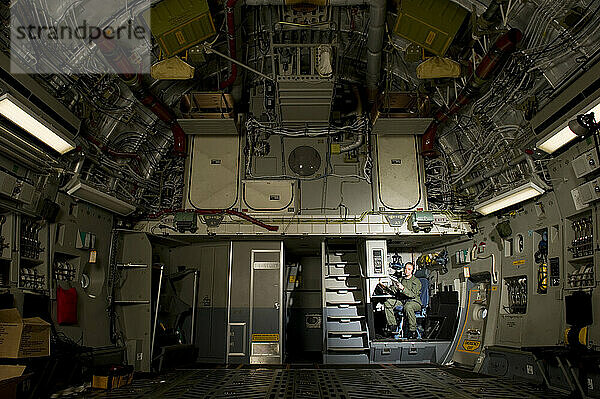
[383,276,422,332]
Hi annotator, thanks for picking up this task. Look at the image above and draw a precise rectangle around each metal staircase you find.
[322,240,370,364]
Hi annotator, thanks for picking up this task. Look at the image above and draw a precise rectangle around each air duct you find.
[421,28,523,157]
[365,0,386,105]
[95,37,186,157]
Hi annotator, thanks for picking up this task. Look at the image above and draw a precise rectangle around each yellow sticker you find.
[289,275,296,283]
[252,334,279,342]
[491,286,498,291]
[175,31,186,45]
[462,340,481,352]
[513,259,526,265]
[425,31,436,45]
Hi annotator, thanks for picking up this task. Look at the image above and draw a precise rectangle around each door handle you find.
[274,302,280,310]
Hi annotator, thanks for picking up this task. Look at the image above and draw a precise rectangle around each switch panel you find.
[576,178,600,205]
[365,240,387,277]
[572,148,600,179]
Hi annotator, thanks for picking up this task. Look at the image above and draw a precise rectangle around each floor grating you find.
[74,367,569,399]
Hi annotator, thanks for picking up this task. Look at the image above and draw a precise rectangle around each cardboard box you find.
[0,365,30,399]
[92,365,134,390]
[0,309,50,358]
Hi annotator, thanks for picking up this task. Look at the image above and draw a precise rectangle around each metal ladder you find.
[322,240,370,364]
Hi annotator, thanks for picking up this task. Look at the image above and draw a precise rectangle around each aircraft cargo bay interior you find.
[0,0,599,398]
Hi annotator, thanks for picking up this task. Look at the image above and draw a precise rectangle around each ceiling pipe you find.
[365,0,386,105]
[148,208,279,232]
[422,28,523,158]
[220,0,240,90]
[95,37,186,157]
[340,86,364,152]
[459,153,534,190]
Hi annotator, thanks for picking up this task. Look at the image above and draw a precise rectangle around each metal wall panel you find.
[375,135,424,210]
[185,135,239,209]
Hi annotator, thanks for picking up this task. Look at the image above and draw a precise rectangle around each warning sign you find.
[513,259,526,266]
[252,334,279,342]
[462,340,481,352]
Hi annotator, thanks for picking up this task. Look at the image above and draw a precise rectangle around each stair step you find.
[326,262,359,266]
[327,347,369,352]
[326,300,362,306]
[325,287,360,292]
[328,331,367,336]
[327,316,365,320]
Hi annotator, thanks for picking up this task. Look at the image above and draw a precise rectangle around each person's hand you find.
[398,282,404,290]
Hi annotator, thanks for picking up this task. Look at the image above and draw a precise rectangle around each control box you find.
[365,240,387,278]
[572,148,600,179]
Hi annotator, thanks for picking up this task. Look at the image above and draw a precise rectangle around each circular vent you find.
[288,146,321,177]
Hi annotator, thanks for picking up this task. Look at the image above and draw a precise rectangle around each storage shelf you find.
[567,254,594,263]
[565,285,595,291]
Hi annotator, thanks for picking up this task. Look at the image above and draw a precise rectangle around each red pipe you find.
[95,37,186,157]
[148,208,279,232]
[421,29,523,158]
[220,0,239,89]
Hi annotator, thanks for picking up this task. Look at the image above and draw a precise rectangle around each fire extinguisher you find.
[535,232,548,294]
[537,261,548,294]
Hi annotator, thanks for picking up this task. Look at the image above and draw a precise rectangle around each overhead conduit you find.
[95,37,186,157]
[421,28,523,158]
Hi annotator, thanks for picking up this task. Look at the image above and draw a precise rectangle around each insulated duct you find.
[365,0,386,104]
[421,28,523,157]
[95,37,186,157]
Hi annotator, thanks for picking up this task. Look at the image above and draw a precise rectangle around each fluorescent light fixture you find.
[536,99,600,154]
[0,94,75,154]
[474,182,545,215]
[66,180,136,216]
[536,124,579,154]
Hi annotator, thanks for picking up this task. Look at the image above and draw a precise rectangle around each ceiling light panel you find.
[0,94,75,155]
[474,182,545,215]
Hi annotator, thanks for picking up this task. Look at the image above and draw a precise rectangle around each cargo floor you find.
[71,366,569,399]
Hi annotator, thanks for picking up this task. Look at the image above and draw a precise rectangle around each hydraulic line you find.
[421,29,523,157]
[94,36,186,157]
[148,209,279,232]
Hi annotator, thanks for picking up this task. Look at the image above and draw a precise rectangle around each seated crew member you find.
[379,262,421,339]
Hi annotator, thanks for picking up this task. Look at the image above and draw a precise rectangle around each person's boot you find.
[382,325,395,337]
[408,330,418,340]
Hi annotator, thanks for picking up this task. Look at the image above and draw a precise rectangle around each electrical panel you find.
[0,170,34,204]
[503,276,527,314]
[365,240,387,278]
[574,178,600,205]
[568,216,593,259]
[572,148,600,178]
